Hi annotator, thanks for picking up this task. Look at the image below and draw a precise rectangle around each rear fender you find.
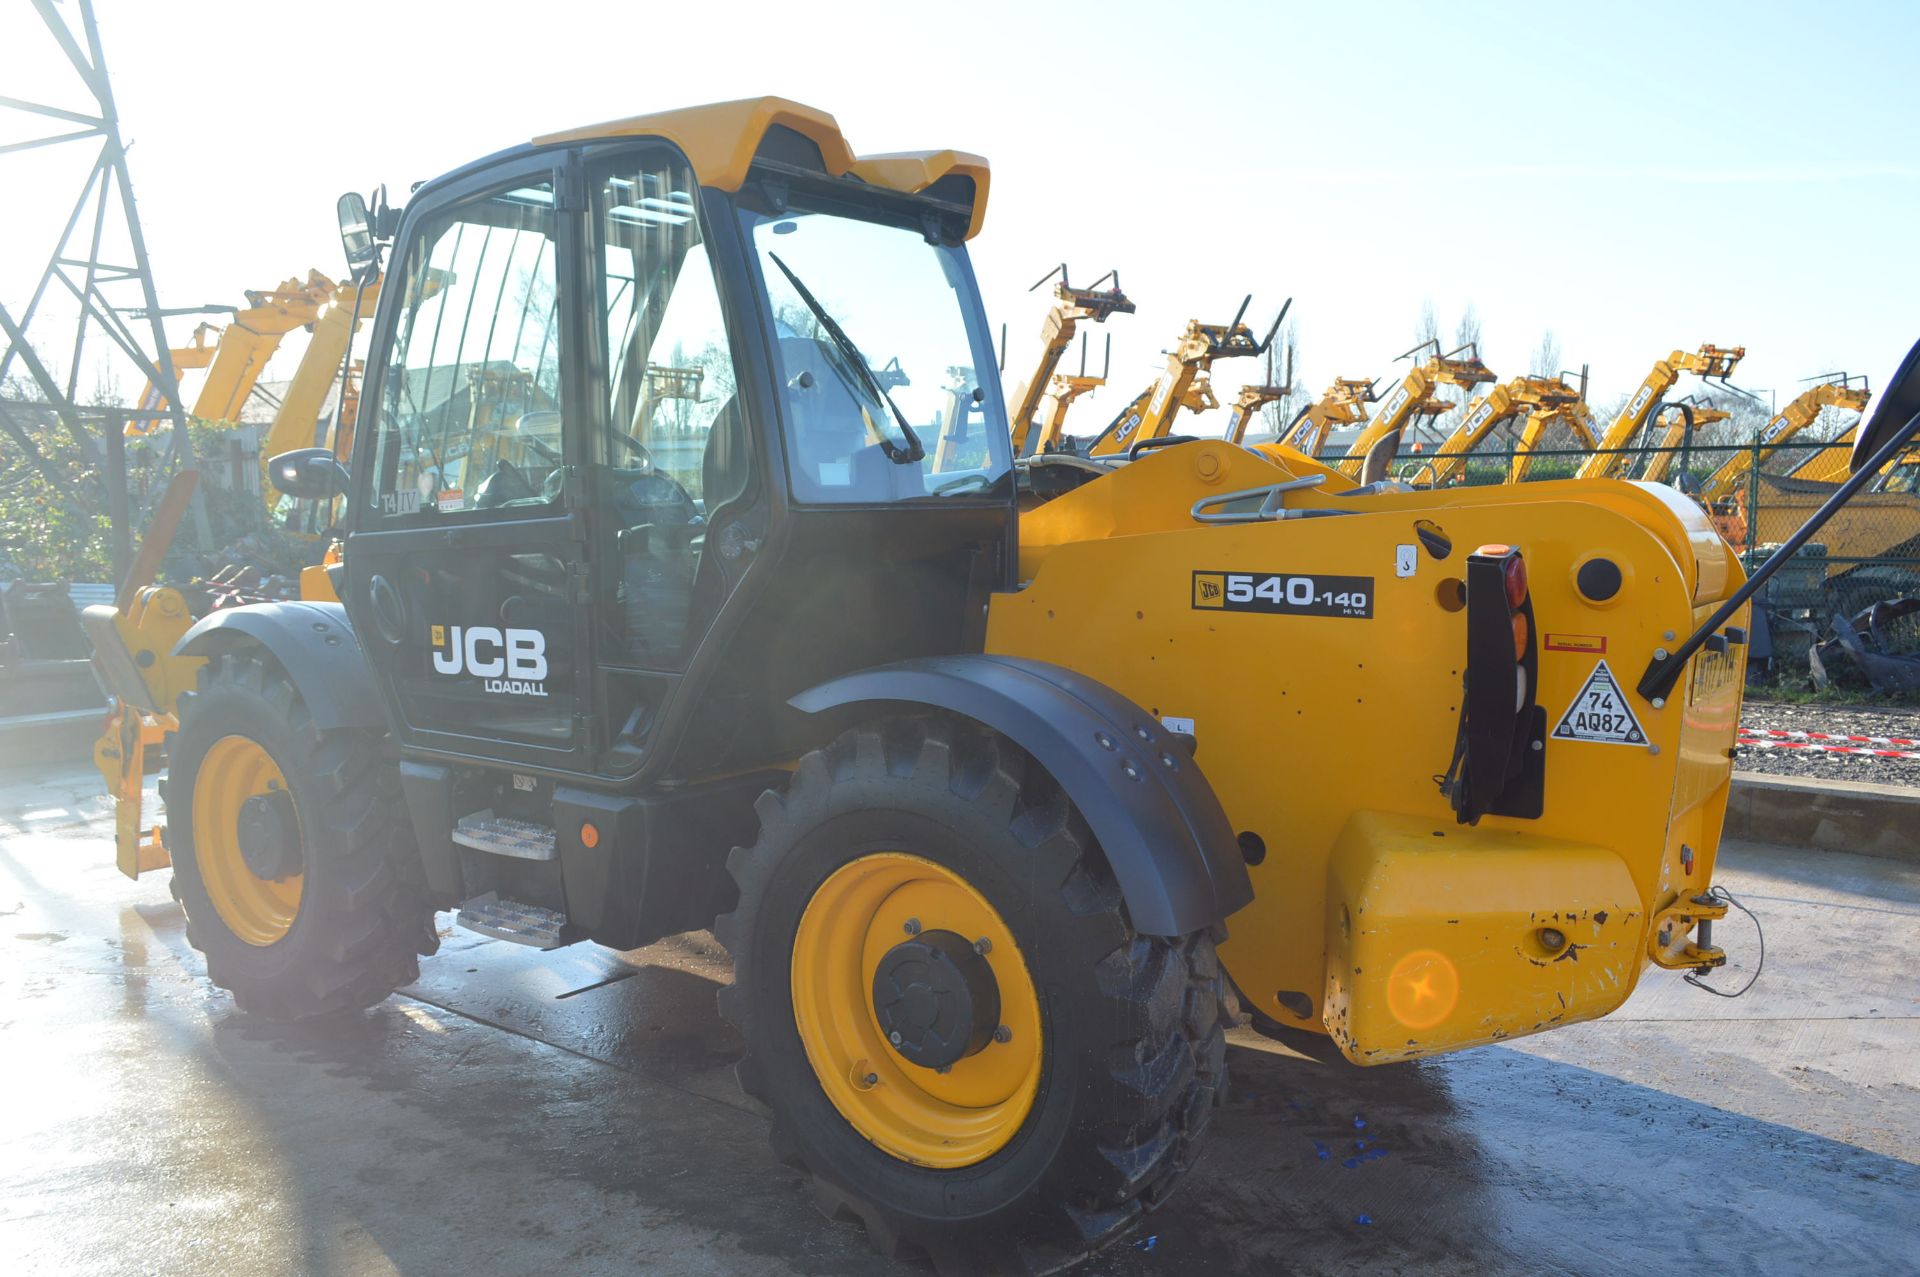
[175,601,382,730]
[791,654,1253,936]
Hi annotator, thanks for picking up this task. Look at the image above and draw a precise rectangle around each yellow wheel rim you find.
[192,735,303,947]
[790,852,1043,1169]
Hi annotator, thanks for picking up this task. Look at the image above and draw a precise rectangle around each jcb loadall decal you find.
[430,624,549,697]
[1552,659,1646,745]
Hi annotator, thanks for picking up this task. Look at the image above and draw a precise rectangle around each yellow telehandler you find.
[1269,373,1380,455]
[80,97,1920,1274]
[128,271,359,429]
[1333,339,1495,478]
[1577,344,1745,481]
[1700,373,1872,503]
[1080,295,1287,458]
[1407,372,1589,486]
[1004,266,1133,456]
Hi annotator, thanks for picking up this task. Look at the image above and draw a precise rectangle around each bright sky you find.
[3,0,1916,426]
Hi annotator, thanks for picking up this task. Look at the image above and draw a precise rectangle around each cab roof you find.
[534,96,990,240]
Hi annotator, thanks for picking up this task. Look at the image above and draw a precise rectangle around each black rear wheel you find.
[165,651,435,1020]
[716,717,1227,1274]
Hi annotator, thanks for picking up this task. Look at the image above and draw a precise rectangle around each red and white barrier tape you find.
[1736,737,1920,761]
[1739,727,1917,748]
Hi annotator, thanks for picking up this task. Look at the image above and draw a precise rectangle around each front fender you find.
[175,601,382,731]
[791,654,1253,937]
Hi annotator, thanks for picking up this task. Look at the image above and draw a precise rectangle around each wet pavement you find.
[1,759,1914,1276]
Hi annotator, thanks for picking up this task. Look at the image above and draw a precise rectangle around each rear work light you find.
[1442,544,1546,824]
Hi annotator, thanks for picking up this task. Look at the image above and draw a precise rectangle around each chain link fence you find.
[1367,435,1920,688]
[1377,435,1920,605]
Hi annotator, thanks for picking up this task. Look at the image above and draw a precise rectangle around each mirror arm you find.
[1637,405,1920,702]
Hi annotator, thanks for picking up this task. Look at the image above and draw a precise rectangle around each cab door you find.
[344,155,596,770]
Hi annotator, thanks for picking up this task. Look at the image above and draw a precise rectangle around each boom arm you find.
[1223,382,1290,445]
[1508,399,1599,483]
[1416,375,1583,486]
[1278,377,1378,457]
[190,272,340,423]
[1006,268,1133,455]
[1579,344,1744,480]
[1699,377,1872,501]
[1085,296,1287,458]
[259,275,383,508]
[1030,373,1107,453]
[1338,341,1495,477]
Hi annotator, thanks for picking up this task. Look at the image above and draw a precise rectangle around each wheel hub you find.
[871,929,1000,1070]
[236,789,299,881]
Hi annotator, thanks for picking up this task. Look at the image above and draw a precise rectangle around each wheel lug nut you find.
[973,937,992,955]
[863,1072,878,1086]
[903,918,921,936]
[993,1025,1012,1044]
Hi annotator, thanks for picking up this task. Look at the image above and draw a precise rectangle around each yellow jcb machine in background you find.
[83,96,1920,1274]
[1699,372,1873,503]
[1220,344,1294,445]
[1409,371,1589,486]
[1005,265,1133,455]
[1333,339,1496,479]
[1271,373,1380,455]
[1081,294,1287,457]
[128,271,359,430]
[1578,343,1746,480]
[1506,374,1601,484]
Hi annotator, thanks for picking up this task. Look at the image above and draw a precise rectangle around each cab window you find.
[740,200,1009,503]
[592,155,749,670]
[368,179,562,519]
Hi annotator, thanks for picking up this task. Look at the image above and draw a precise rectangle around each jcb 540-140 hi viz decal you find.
[1192,571,1374,618]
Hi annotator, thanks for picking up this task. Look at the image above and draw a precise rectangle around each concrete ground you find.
[0,760,1914,1277]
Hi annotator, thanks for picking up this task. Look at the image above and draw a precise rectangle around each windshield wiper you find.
[767,251,924,464]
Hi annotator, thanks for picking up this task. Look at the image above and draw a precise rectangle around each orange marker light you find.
[580,822,600,849]
[1386,948,1461,1030]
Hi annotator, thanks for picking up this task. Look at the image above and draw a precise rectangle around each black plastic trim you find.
[790,655,1253,936]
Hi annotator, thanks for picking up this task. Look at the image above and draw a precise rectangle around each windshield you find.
[741,202,1010,502]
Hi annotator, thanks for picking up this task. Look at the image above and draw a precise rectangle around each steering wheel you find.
[610,432,656,475]
[473,457,535,509]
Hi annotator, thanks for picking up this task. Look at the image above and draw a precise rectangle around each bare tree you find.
[1530,330,1563,378]
[1415,300,1439,350]
[1260,320,1305,437]
[1454,303,1482,354]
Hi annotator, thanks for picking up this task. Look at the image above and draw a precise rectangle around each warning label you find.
[1552,660,1648,746]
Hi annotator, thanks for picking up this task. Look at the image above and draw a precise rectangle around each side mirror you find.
[269,447,351,499]
[337,191,377,279]
[1851,337,1920,473]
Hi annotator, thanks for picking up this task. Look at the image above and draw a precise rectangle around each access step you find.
[451,810,557,860]
[456,892,568,949]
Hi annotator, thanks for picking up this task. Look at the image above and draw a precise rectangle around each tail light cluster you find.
[1442,544,1546,824]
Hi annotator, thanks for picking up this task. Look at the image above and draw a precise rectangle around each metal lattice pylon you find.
[0,0,188,497]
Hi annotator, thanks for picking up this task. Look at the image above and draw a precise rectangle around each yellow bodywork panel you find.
[988,441,1746,1062]
[1323,812,1642,1061]
[535,97,990,239]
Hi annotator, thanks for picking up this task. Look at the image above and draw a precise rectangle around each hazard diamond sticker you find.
[1552,659,1647,746]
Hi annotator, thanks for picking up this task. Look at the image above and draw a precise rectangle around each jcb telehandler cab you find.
[125,98,1920,1275]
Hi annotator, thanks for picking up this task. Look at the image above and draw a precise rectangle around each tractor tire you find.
[716,717,1228,1275]
[164,651,435,1020]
